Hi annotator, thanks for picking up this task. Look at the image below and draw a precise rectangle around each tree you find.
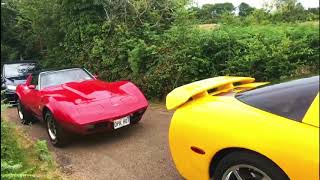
[1,0,24,60]
[198,3,235,23]
[238,2,255,17]
[272,0,309,22]
[306,7,319,20]
[211,3,234,17]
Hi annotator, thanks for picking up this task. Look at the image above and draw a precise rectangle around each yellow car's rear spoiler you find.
[166,76,269,110]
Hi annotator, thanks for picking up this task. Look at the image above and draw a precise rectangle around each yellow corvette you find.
[166,76,319,180]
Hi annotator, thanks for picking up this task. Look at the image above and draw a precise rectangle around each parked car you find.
[166,76,319,180]
[16,67,148,147]
[1,61,38,104]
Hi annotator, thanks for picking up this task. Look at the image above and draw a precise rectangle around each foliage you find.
[190,2,235,23]
[132,23,319,98]
[238,2,255,17]
[1,117,35,179]
[1,103,59,179]
[189,0,318,24]
[1,0,319,99]
[1,161,36,180]
[35,140,52,163]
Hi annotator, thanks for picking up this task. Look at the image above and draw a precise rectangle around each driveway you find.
[3,104,181,180]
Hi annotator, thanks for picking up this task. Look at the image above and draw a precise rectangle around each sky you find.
[192,0,319,9]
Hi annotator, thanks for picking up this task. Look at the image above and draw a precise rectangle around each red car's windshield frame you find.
[38,68,94,90]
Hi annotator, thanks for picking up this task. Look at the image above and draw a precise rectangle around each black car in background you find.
[1,61,38,104]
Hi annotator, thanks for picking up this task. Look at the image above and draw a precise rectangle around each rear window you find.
[236,76,319,122]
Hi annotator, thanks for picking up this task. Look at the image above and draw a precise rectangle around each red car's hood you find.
[61,80,127,102]
[42,80,148,124]
[44,80,134,102]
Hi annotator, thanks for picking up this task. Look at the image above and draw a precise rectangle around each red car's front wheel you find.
[17,99,33,125]
[45,111,70,147]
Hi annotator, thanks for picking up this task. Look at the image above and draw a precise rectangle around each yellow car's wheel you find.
[212,151,289,180]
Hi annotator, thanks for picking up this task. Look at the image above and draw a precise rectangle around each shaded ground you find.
[4,104,181,180]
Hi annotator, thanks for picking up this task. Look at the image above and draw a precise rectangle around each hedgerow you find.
[1,0,319,99]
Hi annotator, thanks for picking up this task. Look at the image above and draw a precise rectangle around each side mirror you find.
[93,74,98,79]
[28,84,36,89]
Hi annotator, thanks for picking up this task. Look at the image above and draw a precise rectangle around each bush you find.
[2,1,318,100]
[1,120,35,179]
[1,103,57,179]
[139,23,319,98]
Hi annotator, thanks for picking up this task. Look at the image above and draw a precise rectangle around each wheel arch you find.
[208,147,289,179]
[42,105,53,121]
[41,96,58,121]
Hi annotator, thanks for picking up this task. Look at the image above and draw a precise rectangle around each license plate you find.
[113,116,130,129]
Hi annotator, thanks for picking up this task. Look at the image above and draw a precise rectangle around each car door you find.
[27,74,42,117]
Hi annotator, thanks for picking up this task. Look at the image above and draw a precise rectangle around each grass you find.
[1,105,64,180]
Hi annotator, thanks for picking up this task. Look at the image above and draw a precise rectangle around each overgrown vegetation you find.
[1,104,61,179]
[190,0,319,24]
[1,0,319,98]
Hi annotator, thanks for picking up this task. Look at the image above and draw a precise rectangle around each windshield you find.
[3,63,36,78]
[40,68,93,89]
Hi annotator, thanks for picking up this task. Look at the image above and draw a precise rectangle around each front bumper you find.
[64,108,147,135]
[2,90,17,104]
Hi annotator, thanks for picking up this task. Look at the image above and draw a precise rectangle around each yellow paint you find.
[303,93,319,127]
[166,76,264,110]
[166,77,319,180]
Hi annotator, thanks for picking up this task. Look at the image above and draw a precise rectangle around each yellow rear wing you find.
[166,76,269,110]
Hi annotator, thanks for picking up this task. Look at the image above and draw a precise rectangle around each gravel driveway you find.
[3,104,182,180]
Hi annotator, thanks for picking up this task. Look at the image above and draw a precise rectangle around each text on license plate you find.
[113,116,130,129]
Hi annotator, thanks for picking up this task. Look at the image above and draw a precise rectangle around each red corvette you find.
[16,68,148,147]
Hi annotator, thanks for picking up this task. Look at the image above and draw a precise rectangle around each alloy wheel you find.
[17,102,24,120]
[221,164,271,180]
[47,115,57,140]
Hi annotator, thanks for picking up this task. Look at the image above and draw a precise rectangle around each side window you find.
[31,75,39,89]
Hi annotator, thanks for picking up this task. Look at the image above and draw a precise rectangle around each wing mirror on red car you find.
[28,84,36,89]
[93,74,98,79]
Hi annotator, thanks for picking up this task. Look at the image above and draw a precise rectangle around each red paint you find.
[16,74,148,134]
[191,146,206,155]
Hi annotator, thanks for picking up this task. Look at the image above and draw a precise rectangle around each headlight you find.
[6,85,16,91]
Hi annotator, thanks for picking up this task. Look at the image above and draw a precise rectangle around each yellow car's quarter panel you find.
[169,96,319,180]
[303,93,319,127]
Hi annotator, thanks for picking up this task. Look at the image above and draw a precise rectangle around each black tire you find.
[212,151,289,180]
[45,111,70,147]
[17,99,34,125]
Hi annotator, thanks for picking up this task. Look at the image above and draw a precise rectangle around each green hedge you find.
[91,23,319,99]
[40,21,319,99]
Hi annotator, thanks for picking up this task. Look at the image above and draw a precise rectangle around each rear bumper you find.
[63,107,147,135]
